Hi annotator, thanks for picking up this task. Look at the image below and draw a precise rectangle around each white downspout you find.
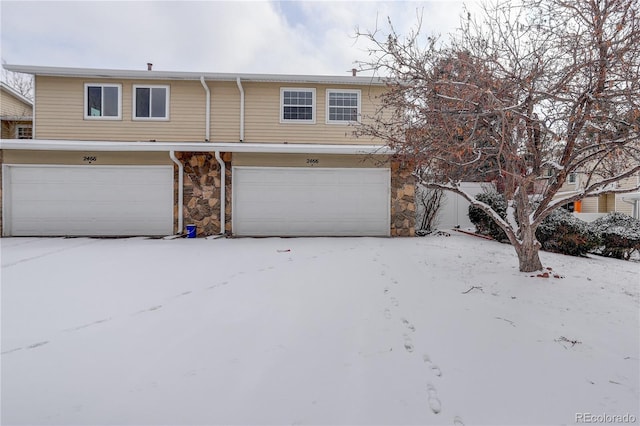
[200,76,211,141]
[215,151,226,235]
[236,77,245,142]
[169,150,184,234]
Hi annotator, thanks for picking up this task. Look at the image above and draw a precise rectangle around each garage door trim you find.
[232,166,390,237]
[2,164,174,237]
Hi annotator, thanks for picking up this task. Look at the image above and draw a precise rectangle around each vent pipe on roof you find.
[352,68,357,77]
[147,63,153,71]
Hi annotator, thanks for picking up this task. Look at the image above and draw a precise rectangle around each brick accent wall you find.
[390,160,416,236]
[177,152,231,236]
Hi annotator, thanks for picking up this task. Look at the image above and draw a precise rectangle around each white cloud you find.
[1,0,478,75]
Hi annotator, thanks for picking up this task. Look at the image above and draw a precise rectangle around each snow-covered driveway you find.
[1,234,638,425]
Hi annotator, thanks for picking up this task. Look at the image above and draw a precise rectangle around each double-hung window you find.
[281,88,315,123]
[568,172,577,184]
[85,83,121,119]
[327,89,361,124]
[16,124,32,139]
[133,85,169,120]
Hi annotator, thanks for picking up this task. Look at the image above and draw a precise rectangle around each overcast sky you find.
[1,0,476,76]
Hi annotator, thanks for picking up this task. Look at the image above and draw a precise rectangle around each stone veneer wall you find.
[177,152,231,236]
[390,160,416,237]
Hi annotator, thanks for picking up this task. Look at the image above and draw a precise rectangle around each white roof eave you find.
[0,139,394,155]
[3,64,386,86]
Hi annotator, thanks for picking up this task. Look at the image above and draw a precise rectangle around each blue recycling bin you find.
[186,224,197,238]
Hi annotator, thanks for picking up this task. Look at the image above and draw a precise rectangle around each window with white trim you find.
[85,83,121,119]
[133,85,170,120]
[16,124,32,139]
[327,89,360,123]
[280,88,315,123]
[568,172,577,184]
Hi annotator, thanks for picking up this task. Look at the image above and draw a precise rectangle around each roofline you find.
[3,64,385,86]
[0,81,33,107]
[0,139,394,155]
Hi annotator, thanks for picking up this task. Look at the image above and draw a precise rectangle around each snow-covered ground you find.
[1,233,638,425]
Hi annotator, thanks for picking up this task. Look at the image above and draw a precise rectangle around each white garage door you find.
[3,165,173,236]
[233,167,390,236]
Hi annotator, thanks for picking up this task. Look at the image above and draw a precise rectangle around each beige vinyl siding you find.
[616,195,634,216]
[210,81,240,142]
[580,196,599,213]
[35,76,207,141]
[233,153,389,168]
[242,83,385,145]
[3,150,171,165]
[0,89,32,118]
[615,173,640,216]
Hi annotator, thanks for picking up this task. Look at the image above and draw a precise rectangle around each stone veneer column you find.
[176,152,231,237]
[390,160,416,237]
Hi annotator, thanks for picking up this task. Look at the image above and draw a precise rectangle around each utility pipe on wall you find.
[200,76,211,141]
[214,151,226,235]
[169,150,184,234]
[236,77,245,142]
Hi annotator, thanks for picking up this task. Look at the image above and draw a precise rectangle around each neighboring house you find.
[548,169,640,220]
[0,65,415,237]
[0,81,33,140]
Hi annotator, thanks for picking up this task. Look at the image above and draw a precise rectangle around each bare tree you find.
[356,0,640,272]
[2,59,33,101]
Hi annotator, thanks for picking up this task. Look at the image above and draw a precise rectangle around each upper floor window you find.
[16,124,32,139]
[568,172,577,184]
[327,89,360,124]
[133,85,170,120]
[281,88,315,123]
[85,83,121,120]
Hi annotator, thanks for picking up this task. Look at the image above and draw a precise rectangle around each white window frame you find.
[326,89,361,124]
[84,83,122,120]
[15,124,33,139]
[568,172,577,185]
[280,88,316,124]
[132,84,170,121]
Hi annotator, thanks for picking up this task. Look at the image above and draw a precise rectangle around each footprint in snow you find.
[453,415,465,425]
[384,308,392,319]
[427,383,442,414]
[401,318,416,332]
[390,297,399,307]
[403,335,414,353]
[423,354,442,377]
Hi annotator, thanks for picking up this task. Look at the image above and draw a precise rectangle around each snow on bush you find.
[468,191,509,242]
[536,208,600,257]
[468,191,600,257]
[591,212,640,260]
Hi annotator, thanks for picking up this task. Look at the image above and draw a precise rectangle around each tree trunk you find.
[514,231,543,273]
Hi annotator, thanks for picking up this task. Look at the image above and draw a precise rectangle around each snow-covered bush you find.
[591,213,640,260]
[468,191,509,241]
[469,191,600,257]
[536,209,601,257]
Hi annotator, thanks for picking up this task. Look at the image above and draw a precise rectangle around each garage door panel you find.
[233,167,390,236]
[4,165,173,236]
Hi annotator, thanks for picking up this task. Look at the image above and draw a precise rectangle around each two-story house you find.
[0,65,415,237]
[549,169,640,220]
